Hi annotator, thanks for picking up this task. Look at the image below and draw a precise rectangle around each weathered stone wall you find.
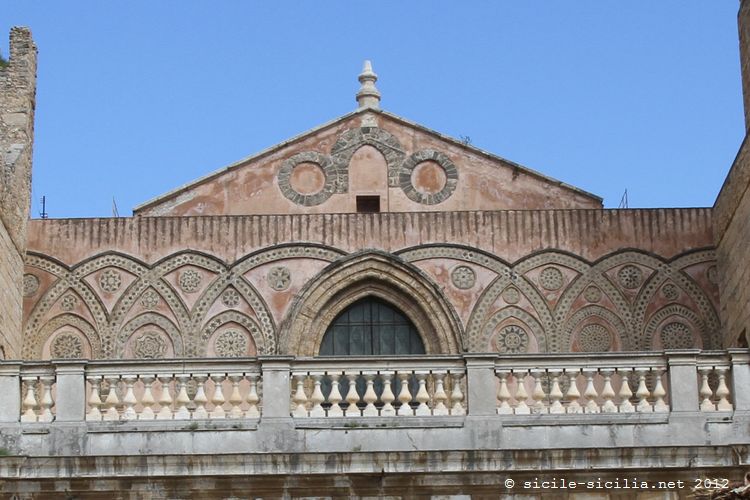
[740,0,750,132]
[0,27,37,359]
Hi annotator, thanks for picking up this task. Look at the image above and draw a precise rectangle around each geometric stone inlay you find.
[707,265,719,285]
[584,285,602,303]
[451,265,476,289]
[178,269,202,293]
[133,331,168,359]
[50,332,83,359]
[539,266,564,291]
[221,289,240,308]
[60,293,78,312]
[495,325,529,354]
[99,269,122,293]
[661,283,679,301]
[278,152,336,206]
[267,266,291,291]
[23,273,40,297]
[502,287,520,304]
[660,322,693,350]
[399,149,458,205]
[140,290,160,309]
[214,329,248,358]
[578,324,612,352]
[617,265,643,290]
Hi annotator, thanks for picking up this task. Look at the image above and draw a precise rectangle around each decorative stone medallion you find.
[451,265,476,289]
[23,274,39,297]
[661,283,679,301]
[267,266,292,291]
[539,266,564,291]
[214,329,248,358]
[60,293,78,312]
[495,325,529,354]
[617,265,643,290]
[578,324,612,352]
[707,265,719,284]
[660,322,693,350]
[140,290,160,309]
[99,269,122,293]
[583,285,602,303]
[502,287,520,304]
[133,331,168,359]
[277,151,337,206]
[178,269,202,293]
[221,289,240,308]
[51,332,83,359]
[398,149,458,205]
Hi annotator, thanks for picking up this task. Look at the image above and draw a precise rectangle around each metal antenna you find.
[39,196,48,219]
[112,197,120,218]
[618,189,629,209]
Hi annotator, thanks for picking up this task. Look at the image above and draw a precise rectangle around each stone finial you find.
[356,60,381,110]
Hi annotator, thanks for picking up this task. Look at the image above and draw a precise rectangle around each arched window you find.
[319,297,425,355]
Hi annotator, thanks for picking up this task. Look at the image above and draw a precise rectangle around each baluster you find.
[121,376,138,420]
[699,367,714,411]
[548,371,564,414]
[292,373,309,418]
[531,371,547,414]
[449,372,465,416]
[86,376,103,421]
[396,372,413,416]
[414,372,431,416]
[565,369,582,414]
[246,374,260,418]
[228,374,244,419]
[174,375,192,419]
[137,375,155,420]
[513,370,530,415]
[192,375,209,419]
[600,370,617,413]
[345,372,361,417]
[156,375,174,420]
[21,377,39,422]
[362,373,379,417]
[651,369,668,413]
[635,370,652,412]
[38,377,54,423]
[309,373,326,418]
[496,371,512,415]
[432,371,449,416]
[617,369,634,413]
[327,373,344,417]
[715,368,733,411]
[583,370,600,413]
[104,376,121,421]
[380,372,396,417]
[210,374,226,419]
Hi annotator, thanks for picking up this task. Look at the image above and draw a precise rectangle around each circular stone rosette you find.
[495,325,529,354]
[539,266,564,291]
[277,151,337,206]
[451,265,476,289]
[617,265,643,290]
[660,322,693,350]
[398,149,458,205]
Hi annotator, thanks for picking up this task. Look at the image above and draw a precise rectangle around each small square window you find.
[356,195,380,213]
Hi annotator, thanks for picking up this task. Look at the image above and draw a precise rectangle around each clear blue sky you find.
[3,1,745,217]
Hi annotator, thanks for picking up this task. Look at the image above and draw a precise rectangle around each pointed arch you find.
[279,251,463,356]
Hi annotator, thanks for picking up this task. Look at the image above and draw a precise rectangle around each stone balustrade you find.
[0,350,747,426]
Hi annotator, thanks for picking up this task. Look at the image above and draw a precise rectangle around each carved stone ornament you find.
[399,149,458,205]
[660,322,693,350]
[451,265,476,289]
[140,289,160,309]
[661,283,679,301]
[267,266,291,291]
[178,269,202,293]
[221,289,240,308]
[133,331,168,359]
[23,273,39,297]
[60,293,78,311]
[51,332,83,359]
[583,285,602,303]
[578,324,612,353]
[502,287,520,304]
[539,266,564,291]
[617,265,643,290]
[99,269,122,293]
[214,329,248,358]
[707,265,719,284]
[495,325,529,354]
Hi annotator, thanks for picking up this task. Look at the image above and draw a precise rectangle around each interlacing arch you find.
[116,312,184,357]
